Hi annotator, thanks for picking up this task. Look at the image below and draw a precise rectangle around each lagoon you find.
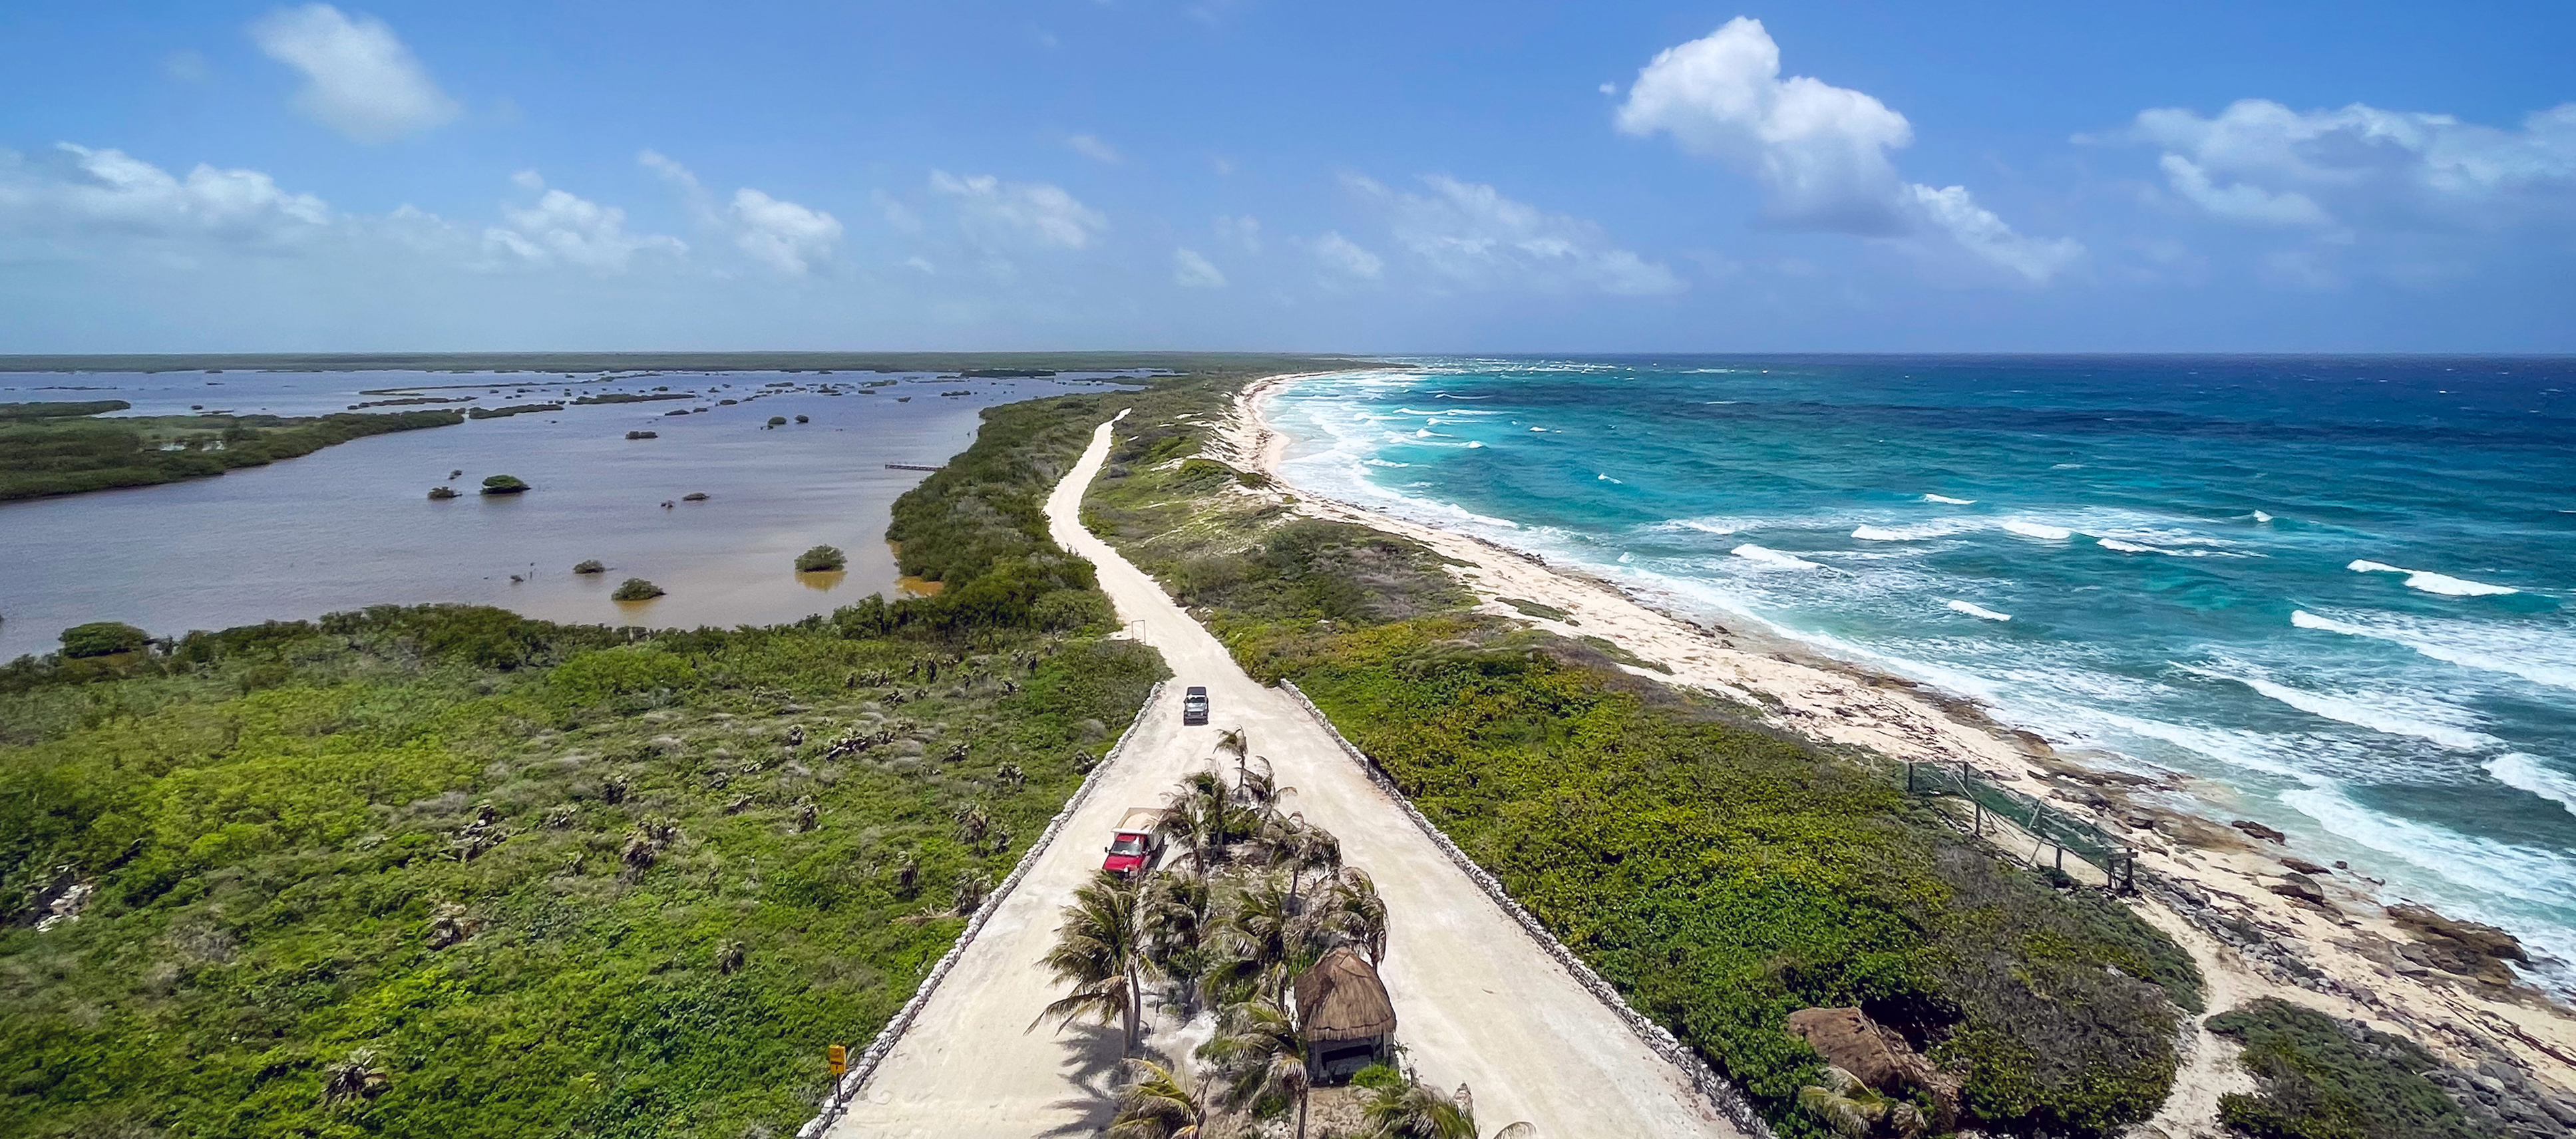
[0,368,1125,661]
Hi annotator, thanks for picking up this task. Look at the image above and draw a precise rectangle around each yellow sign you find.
[828,1045,848,1076]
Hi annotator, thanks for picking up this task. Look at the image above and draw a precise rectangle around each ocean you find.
[0,367,1133,662]
[1268,355,2576,991]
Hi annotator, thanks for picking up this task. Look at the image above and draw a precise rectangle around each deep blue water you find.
[1271,355,2576,987]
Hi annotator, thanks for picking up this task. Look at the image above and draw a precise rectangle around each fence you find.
[792,681,1165,1139]
[1900,759,2137,893]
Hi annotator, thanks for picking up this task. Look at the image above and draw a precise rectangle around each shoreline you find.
[1224,369,2576,1108]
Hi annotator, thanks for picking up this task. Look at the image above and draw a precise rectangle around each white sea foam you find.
[1362,458,1410,468]
[2282,784,2576,910]
[2051,462,2085,470]
[2002,520,2074,540]
[1596,473,1621,483]
[2181,664,2501,751]
[2253,511,2275,523]
[1731,544,1825,570]
[1853,522,1973,541]
[2098,537,2216,557]
[2347,559,2519,596]
[1946,599,2012,621]
[2291,610,2576,693]
[1923,494,1976,505]
[2489,754,2576,818]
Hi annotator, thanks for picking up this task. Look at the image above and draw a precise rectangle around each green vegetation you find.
[2207,999,2499,1139]
[0,400,131,419]
[767,416,789,428]
[0,371,1216,1137]
[480,474,530,495]
[795,546,847,573]
[0,407,465,502]
[59,621,147,659]
[466,403,564,420]
[575,392,695,406]
[1076,379,2200,1138]
[572,560,607,575]
[610,578,665,602]
[427,486,460,500]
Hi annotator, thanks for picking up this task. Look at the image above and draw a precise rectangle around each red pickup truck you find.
[1102,806,1167,878]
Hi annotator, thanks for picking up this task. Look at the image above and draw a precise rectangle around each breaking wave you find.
[2348,560,2519,597]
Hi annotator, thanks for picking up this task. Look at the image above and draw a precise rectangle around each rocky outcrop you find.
[2388,903,2527,987]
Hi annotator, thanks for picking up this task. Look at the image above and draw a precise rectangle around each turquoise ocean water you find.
[1269,356,2576,991]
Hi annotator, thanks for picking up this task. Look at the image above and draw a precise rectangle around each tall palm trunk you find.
[1123,960,1142,1051]
[1296,1086,1310,1139]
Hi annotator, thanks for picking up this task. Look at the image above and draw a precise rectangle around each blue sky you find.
[1,1,2570,352]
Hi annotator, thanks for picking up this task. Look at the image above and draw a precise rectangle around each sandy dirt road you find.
[828,413,1742,1138]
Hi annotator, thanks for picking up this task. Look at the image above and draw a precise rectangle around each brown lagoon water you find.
[0,369,1133,661]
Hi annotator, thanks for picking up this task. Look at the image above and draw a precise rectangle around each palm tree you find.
[1362,1078,1477,1139]
[1218,872,1325,1005]
[1320,866,1389,965]
[1233,755,1294,824]
[1198,999,1313,1139]
[1157,768,1237,875]
[1031,872,1149,1052]
[1109,1059,1206,1139]
[1213,727,1250,773]
[1277,815,1343,911]
[1139,870,1215,1014]
[1797,1066,1923,1138]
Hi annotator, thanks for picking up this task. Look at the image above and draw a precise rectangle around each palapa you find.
[1293,947,1397,1043]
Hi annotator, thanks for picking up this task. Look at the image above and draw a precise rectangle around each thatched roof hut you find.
[1295,947,1397,1080]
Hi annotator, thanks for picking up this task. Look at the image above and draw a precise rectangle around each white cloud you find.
[1067,134,1123,164]
[1171,247,1226,287]
[872,189,924,234]
[2129,98,2576,232]
[930,170,1106,250]
[0,144,330,244]
[1352,174,1686,295]
[250,4,458,144]
[1310,231,1382,279]
[1214,214,1262,254]
[1616,17,2078,281]
[731,188,841,275]
[640,151,841,274]
[487,175,685,271]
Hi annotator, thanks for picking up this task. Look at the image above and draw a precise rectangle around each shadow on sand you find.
[1035,1021,1186,1138]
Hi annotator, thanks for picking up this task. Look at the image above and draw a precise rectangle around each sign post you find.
[828,1044,848,1077]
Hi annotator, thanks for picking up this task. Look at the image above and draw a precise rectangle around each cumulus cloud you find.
[1066,134,1122,164]
[250,5,458,143]
[1214,214,1262,254]
[930,170,1106,250]
[0,144,330,244]
[1172,247,1226,287]
[486,172,685,271]
[1352,174,1684,295]
[2127,99,2576,233]
[641,150,842,274]
[1616,17,2078,281]
[1310,231,1382,279]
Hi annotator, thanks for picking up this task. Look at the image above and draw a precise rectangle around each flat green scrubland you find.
[0,403,466,502]
[1078,376,2204,1139]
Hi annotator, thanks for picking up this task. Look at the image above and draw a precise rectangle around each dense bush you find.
[2208,999,2497,1139]
[59,622,146,659]
[795,546,846,573]
[611,578,665,601]
[0,606,1167,1139]
[480,474,531,494]
[0,409,464,502]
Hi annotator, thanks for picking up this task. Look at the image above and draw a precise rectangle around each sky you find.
[1,1,2571,353]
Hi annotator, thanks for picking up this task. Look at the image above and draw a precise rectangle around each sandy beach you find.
[1218,370,2576,1130]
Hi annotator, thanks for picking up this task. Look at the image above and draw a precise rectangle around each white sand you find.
[1220,371,2576,1122]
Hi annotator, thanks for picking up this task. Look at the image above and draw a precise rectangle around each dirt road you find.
[827,413,1743,1138]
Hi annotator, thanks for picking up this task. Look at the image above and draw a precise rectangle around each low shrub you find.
[572,560,607,574]
[60,621,146,659]
[2208,999,2495,1139]
[610,578,665,601]
[795,546,847,572]
[480,474,530,494]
